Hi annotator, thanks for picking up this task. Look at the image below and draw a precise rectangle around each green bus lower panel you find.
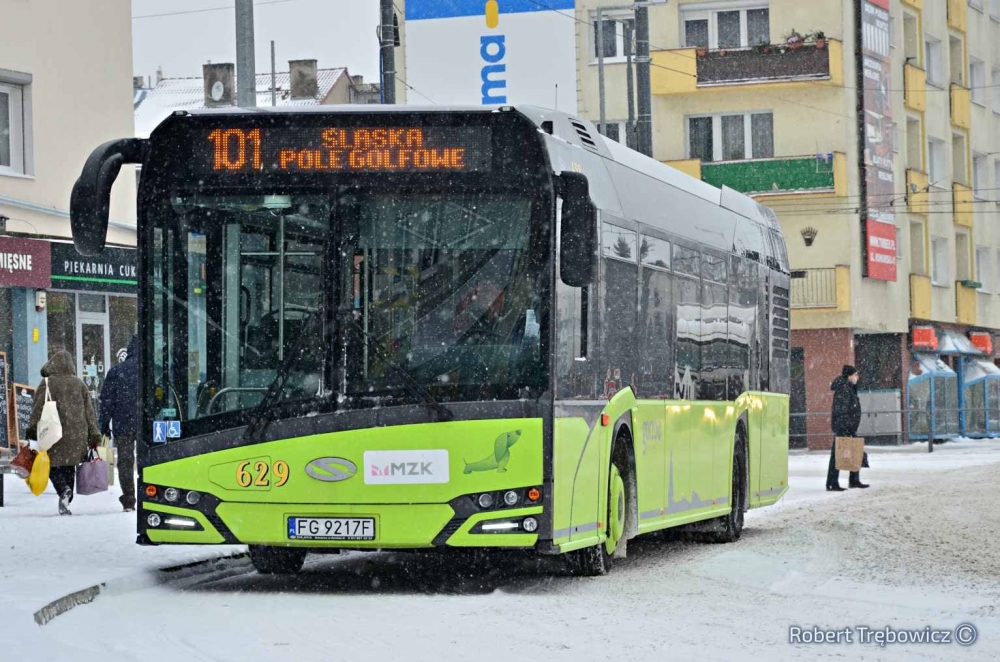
[446,506,542,547]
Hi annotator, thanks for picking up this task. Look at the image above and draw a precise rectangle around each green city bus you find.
[70,106,789,575]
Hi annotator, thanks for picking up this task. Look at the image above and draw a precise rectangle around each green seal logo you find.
[463,429,522,474]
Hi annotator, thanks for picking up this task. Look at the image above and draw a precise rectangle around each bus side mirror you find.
[558,172,598,287]
[70,138,147,256]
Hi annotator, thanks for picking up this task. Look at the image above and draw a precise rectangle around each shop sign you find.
[0,236,51,288]
[865,219,897,281]
[911,326,938,350]
[50,243,136,294]
[969,332,993,356]
[860,0,896,282]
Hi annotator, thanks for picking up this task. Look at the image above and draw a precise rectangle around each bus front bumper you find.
[140,499,544,549]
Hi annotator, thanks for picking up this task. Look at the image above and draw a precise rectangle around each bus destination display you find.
[203,126,493,174]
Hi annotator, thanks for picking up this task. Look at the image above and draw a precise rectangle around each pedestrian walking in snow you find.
[25,351,103,515]
[100,334,138,512]
[826,364,869,491]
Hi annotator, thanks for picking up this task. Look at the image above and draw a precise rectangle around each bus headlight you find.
[503,490,518,506]
[163,488,180,503]
[185,491,202,506]
[147,513,162,528]
[477,493,494,509]
[522,517,538,533]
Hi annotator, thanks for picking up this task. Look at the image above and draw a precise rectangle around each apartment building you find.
[0,0,137,419]
[575,0,1000,444]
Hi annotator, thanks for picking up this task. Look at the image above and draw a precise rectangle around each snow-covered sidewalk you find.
[2,438,999,661]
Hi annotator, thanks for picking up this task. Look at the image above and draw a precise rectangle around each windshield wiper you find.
[244,309,323,442]
[341,312,455,422]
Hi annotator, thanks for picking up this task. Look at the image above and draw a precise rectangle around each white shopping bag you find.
[36,377,63,452]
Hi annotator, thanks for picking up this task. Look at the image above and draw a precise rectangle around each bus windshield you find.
[149,188,550,431]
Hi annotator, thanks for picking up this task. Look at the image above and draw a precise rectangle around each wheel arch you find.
[610,410,639,542]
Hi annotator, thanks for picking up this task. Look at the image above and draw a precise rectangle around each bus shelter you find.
[907,354,958,440]
[960,359,1000,438]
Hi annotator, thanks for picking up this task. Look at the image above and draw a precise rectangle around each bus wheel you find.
[571,438,629,576]
[249,545,307,574]
[708,427,747,544]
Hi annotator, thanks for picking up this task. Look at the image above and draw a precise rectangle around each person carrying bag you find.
[26,351,102,515]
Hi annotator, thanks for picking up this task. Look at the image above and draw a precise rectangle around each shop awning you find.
[909,353,957,379]
[963,359,1000,385]
[937,330,984,356]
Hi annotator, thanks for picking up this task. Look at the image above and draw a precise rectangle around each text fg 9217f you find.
[70,106,790,576]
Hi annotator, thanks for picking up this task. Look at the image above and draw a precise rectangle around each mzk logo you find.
[371,462,435,477]
[480,0,507,104]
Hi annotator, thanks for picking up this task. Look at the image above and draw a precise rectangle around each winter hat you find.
[841,365,858,378]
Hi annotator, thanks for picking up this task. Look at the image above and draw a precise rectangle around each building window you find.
[971,57,986,105]
[687,111,773,162]
[993,67,1000,112]
[976,246,991,293]
[928,136,947,183]
[910,221,926,275]
[906,116,922,170]
[592,12,634,61]
[953,133,968,185]
[599,121,630,145]
[931,236,948,286]
[681,6,769,49]
[0,82,25,174]
[903,13,920,64]
[925,35,944,86]
[949,36,964,86]
[973,152,988,198]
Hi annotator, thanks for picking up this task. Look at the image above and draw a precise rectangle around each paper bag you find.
[835,436,865,472]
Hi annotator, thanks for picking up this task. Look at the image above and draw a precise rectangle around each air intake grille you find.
[772,285,790,359]
[569,119,598,150]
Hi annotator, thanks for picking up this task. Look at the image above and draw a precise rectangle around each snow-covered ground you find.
[2,439,999,661]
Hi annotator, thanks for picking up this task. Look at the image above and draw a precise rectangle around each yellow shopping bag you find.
[27,450,51,497]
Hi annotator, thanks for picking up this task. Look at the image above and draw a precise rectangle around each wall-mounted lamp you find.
[801,227,818,247]
[35,289,47,313]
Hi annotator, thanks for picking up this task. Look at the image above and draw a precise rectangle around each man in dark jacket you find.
[827,364,869,491]
[100,335,138,511]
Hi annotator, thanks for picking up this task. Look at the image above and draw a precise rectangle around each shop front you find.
[47,242,137,411]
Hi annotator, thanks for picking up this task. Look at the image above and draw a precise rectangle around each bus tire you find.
[249,545,307,574]
[708,426,747,544]
[571,431,631,576]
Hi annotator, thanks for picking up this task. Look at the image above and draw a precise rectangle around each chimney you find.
[351,74,364,85]
[202,62,236,107]
[156,66,164,85]
[133,76,145,90]
[289,59,318,99]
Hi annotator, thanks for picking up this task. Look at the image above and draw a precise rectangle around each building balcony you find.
[790,266,850,311]
[904,63,926,113]
[910,273,932,320]
[651,40,843,95]
[953,182,974,228]
[957,280,977,325]
[699,153,846,197]
[948,0,967,33]
[907,169,929,214]
[951,83,971,129]
[902,0,922,9]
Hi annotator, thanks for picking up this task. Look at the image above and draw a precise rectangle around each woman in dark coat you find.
[26,351,102,515]
[826,364,868,491]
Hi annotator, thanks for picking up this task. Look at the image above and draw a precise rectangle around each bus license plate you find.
[287,517,375,541]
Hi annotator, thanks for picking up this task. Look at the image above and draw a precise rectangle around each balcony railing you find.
[651,40,842,94]
[790,267,849,310]
[957,280,977,325]
[951,83,971,129]
[700,154,839,196]
[904,63,926,113]
[910,273,932,320]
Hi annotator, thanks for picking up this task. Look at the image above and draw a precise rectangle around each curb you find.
[33,552,251,626]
